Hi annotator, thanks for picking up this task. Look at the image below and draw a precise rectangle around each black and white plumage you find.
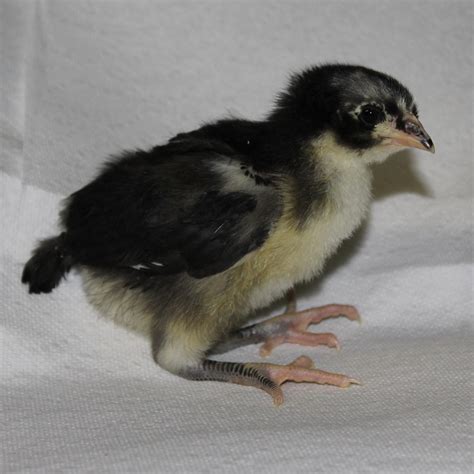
[22,64,434,404]
[60,141,280,280]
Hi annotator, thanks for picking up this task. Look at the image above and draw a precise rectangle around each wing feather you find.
[63,138,282,278]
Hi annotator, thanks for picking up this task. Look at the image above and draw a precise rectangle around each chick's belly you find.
[243,247,327,312]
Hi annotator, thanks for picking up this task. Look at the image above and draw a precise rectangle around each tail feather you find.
[21,233,74,294]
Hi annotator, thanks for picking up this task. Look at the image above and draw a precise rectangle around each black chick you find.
[22,64,434,404]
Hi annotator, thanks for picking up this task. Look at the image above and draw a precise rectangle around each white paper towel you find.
[1,1,472,472]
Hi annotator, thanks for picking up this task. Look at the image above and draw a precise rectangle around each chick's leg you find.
[184,356,359,406]
[153,321,359,406]
[212,289,361,356]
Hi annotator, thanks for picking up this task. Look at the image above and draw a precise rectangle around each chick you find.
[22,64,434,405]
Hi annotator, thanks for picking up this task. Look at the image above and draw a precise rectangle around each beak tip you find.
[423,138,435,154]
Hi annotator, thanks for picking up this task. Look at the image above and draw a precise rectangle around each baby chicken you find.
[22,64,434,404]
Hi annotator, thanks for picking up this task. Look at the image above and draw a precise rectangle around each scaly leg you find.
[212,289,360,356]
[154,291,360,405]
[183,355,359,405]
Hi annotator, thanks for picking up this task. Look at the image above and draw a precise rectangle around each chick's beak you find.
[383,114,435,153]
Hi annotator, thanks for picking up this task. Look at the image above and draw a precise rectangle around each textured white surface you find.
[1,0,473,472]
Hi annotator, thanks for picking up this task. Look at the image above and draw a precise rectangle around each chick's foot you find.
[257,303,361,357]
[210,288,360,356]
[185,355,359,405]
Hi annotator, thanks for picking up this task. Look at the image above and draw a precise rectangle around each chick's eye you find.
[359,105,383,127]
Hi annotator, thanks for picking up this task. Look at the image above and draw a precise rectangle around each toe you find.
[259,336,285,357]
[289,355,315,369]
[286,330,341,350]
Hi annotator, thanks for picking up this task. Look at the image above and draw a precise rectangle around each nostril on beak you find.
[405,121,422,136]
